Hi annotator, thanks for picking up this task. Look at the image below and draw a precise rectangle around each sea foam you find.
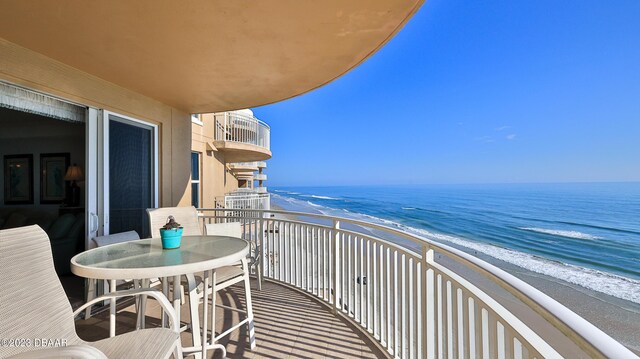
[520,227,603,240]
[302,194,340,200]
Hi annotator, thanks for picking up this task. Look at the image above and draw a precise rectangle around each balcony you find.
[215,193,271,212]
[257,161,267,168]
[233,187,258,193]
[254,173,267,181]
[78,280,383,358]
[256,186,268,194]
[214,110,271,162]
[194,208,637,359]
[229,162,260,172]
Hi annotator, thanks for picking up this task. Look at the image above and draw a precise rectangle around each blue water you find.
[271,183,640,303]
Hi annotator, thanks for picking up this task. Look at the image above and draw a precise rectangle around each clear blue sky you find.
[253,0,640,186]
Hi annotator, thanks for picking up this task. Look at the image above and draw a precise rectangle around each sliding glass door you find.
[86,111,158,244]
[107,114,157,238]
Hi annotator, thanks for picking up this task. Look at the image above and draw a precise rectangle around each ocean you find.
[270,182,640,304]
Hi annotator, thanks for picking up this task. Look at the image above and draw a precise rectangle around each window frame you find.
[191,151,201,208]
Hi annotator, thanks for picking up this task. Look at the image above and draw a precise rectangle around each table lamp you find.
[64,163,83,207]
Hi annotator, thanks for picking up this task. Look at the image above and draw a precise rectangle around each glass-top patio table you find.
[71,235,250,358]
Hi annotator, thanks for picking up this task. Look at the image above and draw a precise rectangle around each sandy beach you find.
[498,257,640,355]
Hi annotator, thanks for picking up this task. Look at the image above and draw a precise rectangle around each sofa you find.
[0,209,84,275]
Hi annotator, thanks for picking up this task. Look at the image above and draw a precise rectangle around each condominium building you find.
[191,109,271,210]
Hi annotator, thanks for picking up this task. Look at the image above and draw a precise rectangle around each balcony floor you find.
[76,280,385,359]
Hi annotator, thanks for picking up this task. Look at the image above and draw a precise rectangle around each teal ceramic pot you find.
[160,227,183,249]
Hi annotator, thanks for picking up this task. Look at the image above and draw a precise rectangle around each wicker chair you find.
[0,225,182,359]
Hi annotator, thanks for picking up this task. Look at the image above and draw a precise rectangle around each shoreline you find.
[270,203,640,354]
[497,256,640,355]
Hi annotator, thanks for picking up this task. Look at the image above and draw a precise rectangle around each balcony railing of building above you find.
[229,162,260,171]
[231,187,258,194]
[196,208,638,359]
[214,111,270,151]
[214,193,271,214]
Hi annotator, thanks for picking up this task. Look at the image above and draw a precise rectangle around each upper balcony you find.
[213,110,271,163]
[229,162,260,172]
[254,173,267,181]
[215,192,271,212]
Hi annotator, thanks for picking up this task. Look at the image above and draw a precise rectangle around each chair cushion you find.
[48,213,76,240]
[67,214,85,241]
[91,328,178,359]
[25,217,54,232]
[3,212,28,229]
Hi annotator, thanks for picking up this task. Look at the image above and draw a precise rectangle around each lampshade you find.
[64,164,83,181]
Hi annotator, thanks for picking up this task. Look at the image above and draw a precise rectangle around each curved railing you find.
[214,194,270,212]
[229,162,259,170]
[214,111,270,150]
[197,208,637,359]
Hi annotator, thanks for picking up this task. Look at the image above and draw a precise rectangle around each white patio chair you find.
[207,217,264,290]
[85,230,141,319]
[0,225,182,359]
[147,207,255,356]
[204,222,256,355]
[147,206,203,348]
[204,222,242,237]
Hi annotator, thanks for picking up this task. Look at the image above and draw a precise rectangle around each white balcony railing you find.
[197,208,638,359]
[232,187,256,193]
[229,162,259,170]
[256,186,267,194]
[214,111,270,150]
[214,193,270,212]
[254,173,267,181]
[257,161,267,168]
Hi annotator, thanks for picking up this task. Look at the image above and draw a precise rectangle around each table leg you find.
[109,279,116,337]
[134,280,141,330]
[161,277,169,328]
[187,274,202,358]
[172,275,181,323]
[201,270,210,359]
[140,278,149,329]
[211,269,217,343]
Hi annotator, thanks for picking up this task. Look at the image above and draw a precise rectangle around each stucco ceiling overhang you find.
[0,0,423,113]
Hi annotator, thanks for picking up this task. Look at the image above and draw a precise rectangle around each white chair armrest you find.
[6,345,108,359]
[73,288,179,333]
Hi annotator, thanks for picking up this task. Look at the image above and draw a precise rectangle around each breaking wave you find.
[520,227,603,240]
[302,194,340,200]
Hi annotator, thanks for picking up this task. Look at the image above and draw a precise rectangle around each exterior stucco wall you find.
[0,39,192,207]
[191,114,239,208]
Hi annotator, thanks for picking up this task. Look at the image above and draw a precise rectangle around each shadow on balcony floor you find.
[76,280,386,359]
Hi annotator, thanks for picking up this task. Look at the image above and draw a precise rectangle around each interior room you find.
[0,106,86,305]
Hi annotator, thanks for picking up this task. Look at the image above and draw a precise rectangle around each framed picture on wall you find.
[40,153,70,204]
[3,154,34,205]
